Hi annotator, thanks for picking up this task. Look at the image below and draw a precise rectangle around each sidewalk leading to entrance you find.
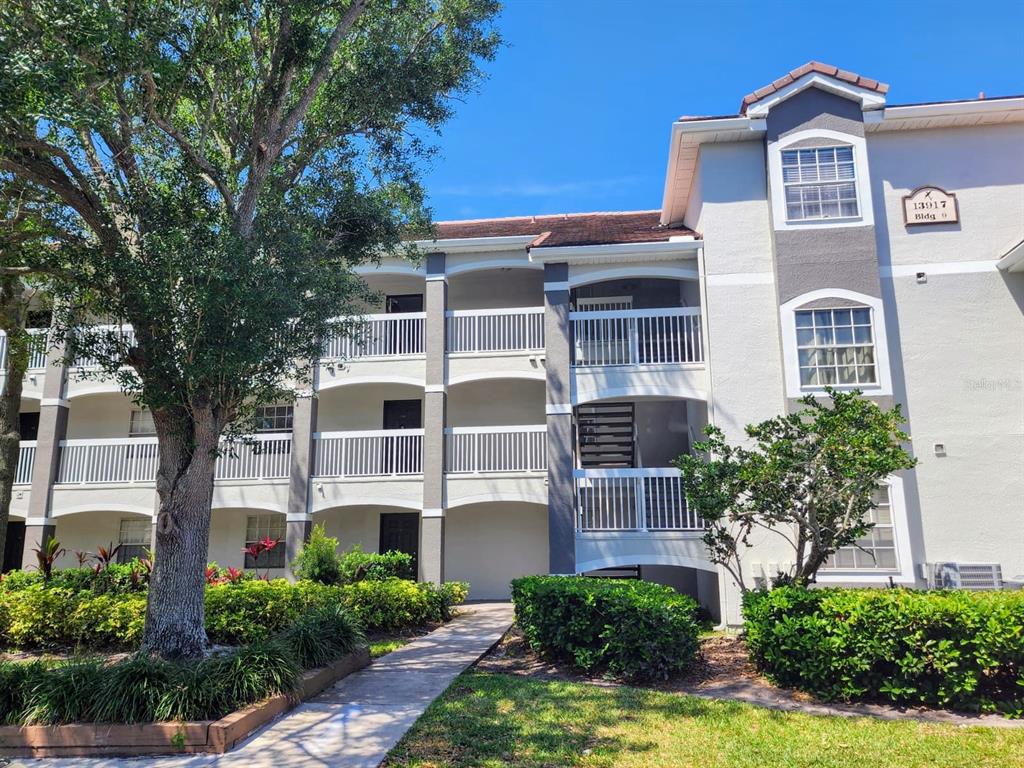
[10,602,514,768]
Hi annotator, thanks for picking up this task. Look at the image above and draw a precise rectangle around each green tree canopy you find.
[676,389,916,590]
[0,0,500,658]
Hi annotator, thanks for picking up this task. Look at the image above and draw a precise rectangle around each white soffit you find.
[660,116,765,226]
[866,96,1024,132]
[997,239,1024,273]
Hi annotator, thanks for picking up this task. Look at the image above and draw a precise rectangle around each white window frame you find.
[129,409,156,437]
[768,128,875,231]
[781,146,859,222]
[794,305,877,388]
[256,404,294,434]
[117,517,152,564]
[822,486,897,571]
[817,475,915,585]
[244,513,286,569]
[779,289,892,398]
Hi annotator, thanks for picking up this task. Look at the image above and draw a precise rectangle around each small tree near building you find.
[675,389,916,591]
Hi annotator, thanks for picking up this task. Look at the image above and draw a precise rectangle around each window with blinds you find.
[782,146,859,221]
[795,307,876,387]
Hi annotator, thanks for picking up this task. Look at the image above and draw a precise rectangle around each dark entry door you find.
[18,412,39,441]
[3,521,25,573]
[379,512,419,579]
[382,399,422,430]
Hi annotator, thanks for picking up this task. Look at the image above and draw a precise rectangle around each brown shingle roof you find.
[740,61,889,114]
[431,211,695,248]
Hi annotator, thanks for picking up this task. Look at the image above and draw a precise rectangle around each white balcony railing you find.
[214,434,292,480]
[72,324,137,369]
[58,438,160,484]
[445,307,544,353]
[313,429,423,478]
[323,313,425,360]
[57,434,292,485]
[445,425,546,473]
[14,441,36,485]
[0,328,51,373]
[570,307,703,367]
[574,468,703,532]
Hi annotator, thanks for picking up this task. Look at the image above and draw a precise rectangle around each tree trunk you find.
[0,277,29,568]
[142,406,221,660]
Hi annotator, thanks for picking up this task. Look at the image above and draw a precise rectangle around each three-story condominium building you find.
[3,62,1022,622]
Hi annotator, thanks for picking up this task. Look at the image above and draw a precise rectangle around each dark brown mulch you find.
[476,627,770,692]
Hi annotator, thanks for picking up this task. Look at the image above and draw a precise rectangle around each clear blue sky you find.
[421,0,1024,222]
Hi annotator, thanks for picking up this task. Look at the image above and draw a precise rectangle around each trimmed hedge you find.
[511,576,701,681]
[0,605,363,726]
[743,586,1024,716]
[0,576,469,650]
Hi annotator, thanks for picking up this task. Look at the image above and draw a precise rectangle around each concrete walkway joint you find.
[10,602,514,768]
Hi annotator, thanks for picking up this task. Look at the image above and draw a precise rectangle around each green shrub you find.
[511,576,701,681]
[0,569,43,593]
[339,578,438,631]
[2,585,76,648]
[204,579,306,644]
[68,593,147,649]
[338,545,414,583]
[290,524,343,585]
[742,586,1024,716]
[211,637,301,708]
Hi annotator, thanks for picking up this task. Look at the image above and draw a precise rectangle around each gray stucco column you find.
[420,252,446,584]
[544,262,576,575]
[284,366,319,578]
[22,332,69,568]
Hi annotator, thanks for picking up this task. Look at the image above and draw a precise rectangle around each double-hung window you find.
[244,514,286,569]
[782,146,858,221]
[825,488,897,570]
[796,307,875,387]
[117,517,152,563]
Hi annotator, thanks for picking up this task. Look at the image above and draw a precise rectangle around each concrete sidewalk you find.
[10,602,513,768]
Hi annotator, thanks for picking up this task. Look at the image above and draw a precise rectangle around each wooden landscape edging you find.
[0,646,371,758]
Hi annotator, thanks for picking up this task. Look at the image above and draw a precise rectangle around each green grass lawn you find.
[384,671,1024,768]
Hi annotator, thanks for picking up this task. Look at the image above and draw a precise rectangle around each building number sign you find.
[902,186,959,225]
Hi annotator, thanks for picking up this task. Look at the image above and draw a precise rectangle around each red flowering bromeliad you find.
[242,537,281,581]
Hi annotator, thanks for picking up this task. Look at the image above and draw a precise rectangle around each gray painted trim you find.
[767,87,866,142]
[285,367,319,573]
[543,260,576,575]
[421,254,447,583]
[27,337,69,525]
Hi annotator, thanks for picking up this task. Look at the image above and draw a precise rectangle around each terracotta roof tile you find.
[740,61,889,113]
[428,211,696,249]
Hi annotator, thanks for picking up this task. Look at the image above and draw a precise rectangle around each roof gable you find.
[740,62,889,116]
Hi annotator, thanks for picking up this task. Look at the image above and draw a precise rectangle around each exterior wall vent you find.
[927,562,1004,590]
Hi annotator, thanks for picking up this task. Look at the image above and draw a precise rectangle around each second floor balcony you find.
[574,467,704,533]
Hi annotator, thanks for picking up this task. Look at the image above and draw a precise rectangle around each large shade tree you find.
[0,0,500,658]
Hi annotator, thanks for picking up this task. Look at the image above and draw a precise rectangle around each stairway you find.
[577,401,636,468]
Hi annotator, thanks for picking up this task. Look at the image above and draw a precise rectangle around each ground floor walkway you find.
[10,602,514,768]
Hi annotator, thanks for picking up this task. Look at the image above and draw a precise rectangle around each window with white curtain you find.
[117,518,152,563]
[782,146,859,221]
[824,487,897,570]
[129,409,156,437]
[795,307,876,386]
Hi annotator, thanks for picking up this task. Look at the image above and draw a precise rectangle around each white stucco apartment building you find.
[3,62,1022,622]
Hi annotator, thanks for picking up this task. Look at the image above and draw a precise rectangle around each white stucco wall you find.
[65,394,135,439]
[444,502,548,599]
[870,122,1024,583]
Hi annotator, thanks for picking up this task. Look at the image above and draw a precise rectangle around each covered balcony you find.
[568,278,707,403]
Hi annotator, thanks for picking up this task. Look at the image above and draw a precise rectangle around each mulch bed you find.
[476,627,772,693]
[475,628,1020,727]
